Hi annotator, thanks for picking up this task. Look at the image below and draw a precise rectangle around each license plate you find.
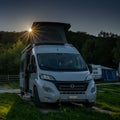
[69,96,78,99]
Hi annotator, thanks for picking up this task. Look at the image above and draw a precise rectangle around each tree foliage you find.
[112,37,120,65]
[0,31,26,74]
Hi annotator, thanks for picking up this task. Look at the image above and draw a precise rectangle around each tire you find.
[20,91,25,97]
[33,86,40,107]
[83,102,95,108]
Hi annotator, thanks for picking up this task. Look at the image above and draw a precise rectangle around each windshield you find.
[37,53,88,71]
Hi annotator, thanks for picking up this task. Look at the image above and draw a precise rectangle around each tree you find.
[0,40,25,74]
[112,37,120,65]
[81,39,96,64]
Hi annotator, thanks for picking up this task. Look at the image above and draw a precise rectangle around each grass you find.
[0,93,119,120]
[96,84,120,113]
[95,79,120,84]
[0,83,120,120]
[0,81,19,89]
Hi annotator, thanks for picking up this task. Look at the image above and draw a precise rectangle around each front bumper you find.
[36,79,96,103]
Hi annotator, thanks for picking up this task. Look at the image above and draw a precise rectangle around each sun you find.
[28,28,32,33]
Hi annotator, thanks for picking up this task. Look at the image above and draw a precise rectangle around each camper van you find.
[20,22,96,106]
[90,64,102,80]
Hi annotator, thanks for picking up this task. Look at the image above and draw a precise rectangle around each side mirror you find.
[28,64,36,73]
[88,64,92,73]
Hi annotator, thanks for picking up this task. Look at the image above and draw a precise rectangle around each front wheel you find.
[83,102,95,108]
[20,90,25,97]
[33,86,40,107]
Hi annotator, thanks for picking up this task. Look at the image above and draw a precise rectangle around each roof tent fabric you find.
[30,22,71,44]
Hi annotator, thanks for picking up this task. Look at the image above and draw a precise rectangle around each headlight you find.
[85,74,93,81]
[91,85,96,93]
[40,74,56,81]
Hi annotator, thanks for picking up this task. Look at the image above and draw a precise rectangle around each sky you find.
[0,0,120,35]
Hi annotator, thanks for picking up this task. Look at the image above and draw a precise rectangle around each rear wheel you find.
[33,86,40,107]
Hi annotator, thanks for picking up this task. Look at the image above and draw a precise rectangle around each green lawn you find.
[0,84,120,120]
[96,84,120,113]
[0,81,19,89]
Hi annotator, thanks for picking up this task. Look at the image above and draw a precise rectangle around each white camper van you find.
[20,22,96,106]
[90,64,102,80]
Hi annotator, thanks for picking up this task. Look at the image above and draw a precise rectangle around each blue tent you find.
[102,67,117,81]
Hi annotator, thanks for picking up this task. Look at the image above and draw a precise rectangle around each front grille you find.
[54,81,88,92]
[60,91,85,94]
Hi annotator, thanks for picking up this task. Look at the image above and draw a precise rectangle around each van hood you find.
[40,70,90,81]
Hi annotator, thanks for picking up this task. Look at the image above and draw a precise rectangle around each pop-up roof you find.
[29,22,71,44]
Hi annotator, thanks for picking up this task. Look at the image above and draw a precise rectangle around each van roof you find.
[32,22,71,30]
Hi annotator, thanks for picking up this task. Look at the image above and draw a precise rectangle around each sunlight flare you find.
[28,28,32,33]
